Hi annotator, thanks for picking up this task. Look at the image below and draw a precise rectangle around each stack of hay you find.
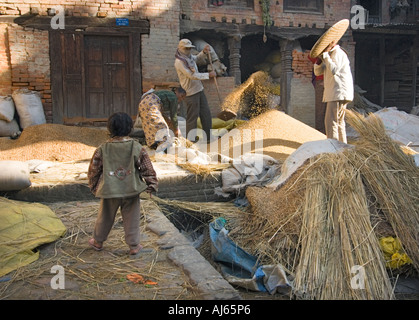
[0,123,109,162]
[225,110,419,300]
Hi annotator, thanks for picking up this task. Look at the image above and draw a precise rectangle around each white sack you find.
[12,89,46,129]
[0,161,31,191]
[0,96,15,122]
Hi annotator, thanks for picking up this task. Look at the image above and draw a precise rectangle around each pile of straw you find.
[346,111,419,271]
[0,124,109,161]
[225,110,419,300]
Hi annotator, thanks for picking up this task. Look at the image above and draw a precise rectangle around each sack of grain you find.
[0,119,20,138]
[12,89,46,129]
[265,50,282,64]
[270,63,282,79]
[0,96,15,122]
[0,160,31,191]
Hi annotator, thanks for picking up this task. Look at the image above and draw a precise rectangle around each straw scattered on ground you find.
[0,200,197,300]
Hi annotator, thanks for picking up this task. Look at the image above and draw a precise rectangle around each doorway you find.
[50,30,142,125]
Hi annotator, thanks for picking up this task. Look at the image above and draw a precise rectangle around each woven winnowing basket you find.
[310,19,349,58]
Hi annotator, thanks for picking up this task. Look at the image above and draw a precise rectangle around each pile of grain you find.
[0,124,109,162]
[210,109,326,161]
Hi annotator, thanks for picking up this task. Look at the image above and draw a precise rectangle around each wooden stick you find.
[207,51,223,104]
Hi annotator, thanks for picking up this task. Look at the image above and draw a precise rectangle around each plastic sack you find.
[0,119,20,138]
[268,139,352,190]
[215,153,281,198]
[12,89,46,129]
[0,197,67,277]
[0,95,15,122]
[0,161,31,191]
[209,218,291,294]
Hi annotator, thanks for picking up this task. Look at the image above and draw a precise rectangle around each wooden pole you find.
[207,51,223,105]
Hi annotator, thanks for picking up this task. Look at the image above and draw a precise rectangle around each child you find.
[88,112,158,255]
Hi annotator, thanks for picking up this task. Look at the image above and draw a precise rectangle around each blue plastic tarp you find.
[209,218,291,294]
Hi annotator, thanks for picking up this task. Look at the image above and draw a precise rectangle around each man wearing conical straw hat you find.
[311,19,354,143]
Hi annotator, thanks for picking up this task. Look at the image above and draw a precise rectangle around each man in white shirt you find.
[314,41,354,143]
[174,39,216,143]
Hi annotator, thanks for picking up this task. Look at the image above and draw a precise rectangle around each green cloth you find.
[0,197,66,277]
[154,90,179,131]
[96,140,147,199]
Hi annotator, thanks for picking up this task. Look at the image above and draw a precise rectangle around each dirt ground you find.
[0,198,288,301]
[2,198,417,301]
[0,200,199,300]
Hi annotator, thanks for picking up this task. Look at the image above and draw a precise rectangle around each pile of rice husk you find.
[209,109,326,161]
[221,71,281,119]
[0,124,109,162]
[225,110,419,300]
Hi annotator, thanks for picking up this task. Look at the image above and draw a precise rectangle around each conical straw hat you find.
[310,19,350,58]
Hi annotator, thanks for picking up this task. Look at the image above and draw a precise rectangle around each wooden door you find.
[84,35,130,119]
[51,29,143,125]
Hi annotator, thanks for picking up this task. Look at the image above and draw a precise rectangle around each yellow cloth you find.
[0,197,67,277]
[379,236,412,269]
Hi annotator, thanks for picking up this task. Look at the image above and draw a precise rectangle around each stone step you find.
[2,160,223,203]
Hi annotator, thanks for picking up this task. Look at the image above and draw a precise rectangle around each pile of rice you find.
[209,109,326,161]
[0,124,109,162]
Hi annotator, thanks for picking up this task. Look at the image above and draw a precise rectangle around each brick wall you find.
[0,0,181,85]
[0,0,181,123]
[8,24,52,120]
[0,24,11,96]
[185,0,352,28]
[141,0,181,91]
[203,76,236,116]
[292,49,313,80]
[0,22,51,120]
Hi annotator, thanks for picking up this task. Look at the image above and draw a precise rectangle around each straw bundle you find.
[345,110,419,271]
[225,110,418,299]
[226,166,306,271]
[0,124,109,161]
[292,153,393,300]
[228,153,394,299]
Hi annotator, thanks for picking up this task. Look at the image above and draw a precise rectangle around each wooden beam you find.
[13,15,150,33]
[379,37,385,106]
[180,19,326,41]
[412,35,419,107]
